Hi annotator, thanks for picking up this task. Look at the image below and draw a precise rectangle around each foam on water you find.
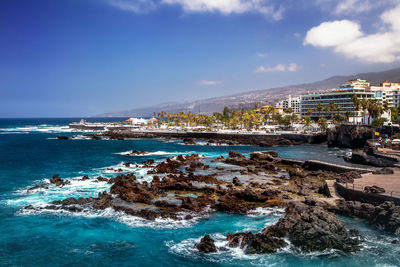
[7,177,111,207]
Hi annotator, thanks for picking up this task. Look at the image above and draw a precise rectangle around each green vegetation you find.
[371,118,387,128]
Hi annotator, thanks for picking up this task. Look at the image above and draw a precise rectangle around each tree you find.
[316,103,323,119]
[371,118,387,128]
[307,108,313,116]
[318,117,328,132]
[329,102,336,120]
[302,116,312,131]
[344,111,352,123]
[281,115,292,127]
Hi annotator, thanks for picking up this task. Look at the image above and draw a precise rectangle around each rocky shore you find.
[24,150,400,255]
[84,130,327,147]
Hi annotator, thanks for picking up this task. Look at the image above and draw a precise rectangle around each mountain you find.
[97,67,400,117]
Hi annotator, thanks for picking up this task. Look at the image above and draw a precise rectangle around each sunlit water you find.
[0,119,398,266]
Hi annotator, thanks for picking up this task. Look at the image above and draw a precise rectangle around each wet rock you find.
[228,151,246,158]
[183,138,196,145]
[250,151,278,162]
[263,201,361,253]
[27,184,48,191]
[227,232,287,254]
[50,174,70,186]
[332,200,400,235]
[57,136,69,140]
[232,177,243,187]
[233,188,266,203]
[129,150,146,155]
[93,191,112,209]
[80,176,90,181]
[96,176,109,182]
[196,235,217,253]
[372,168,394,175]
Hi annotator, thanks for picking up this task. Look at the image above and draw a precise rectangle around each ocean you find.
[0,118,398,267]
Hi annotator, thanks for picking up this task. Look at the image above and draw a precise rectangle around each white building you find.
[276,95,301,114]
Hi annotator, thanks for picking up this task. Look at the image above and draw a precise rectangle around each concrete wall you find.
[336,183,400,205]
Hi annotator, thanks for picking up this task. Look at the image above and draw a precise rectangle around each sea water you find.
[0,118,399,266]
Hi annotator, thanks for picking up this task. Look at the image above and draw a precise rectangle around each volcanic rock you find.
[50,174,70,186]
[196,235,217,253]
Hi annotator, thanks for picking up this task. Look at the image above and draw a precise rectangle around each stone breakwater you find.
[23,150,400,254]
[92,130,327,147]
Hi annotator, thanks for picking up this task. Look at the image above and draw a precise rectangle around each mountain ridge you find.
[97,67,400,117]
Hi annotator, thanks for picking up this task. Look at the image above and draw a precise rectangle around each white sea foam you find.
[8,177,111,207]
[114,150,198,156]
[19,204,207,229]
[0,125,99,134]
[246,207,285,218]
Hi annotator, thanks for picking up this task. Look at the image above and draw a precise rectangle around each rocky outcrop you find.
[333,200,400,234]
[227,200,361,254]
[49,174,70,186]
[345,147,398,167]
[196,235,217,253]
[372,168,394,174]
[226,232,287,254]
[327,125,372,148]
[228,151,246,158]
[250,150,278,161]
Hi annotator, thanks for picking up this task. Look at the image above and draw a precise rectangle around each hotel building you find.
[299,79,375,119]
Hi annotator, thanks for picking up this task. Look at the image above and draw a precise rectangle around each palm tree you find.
[302,116,312,131]
[318,117,328,132]
[336,104,342,115]
[329,102,336,120]
[307,108,313,117]
[344,111,352,123]
[351,95,361,124]
[316,103,323,119]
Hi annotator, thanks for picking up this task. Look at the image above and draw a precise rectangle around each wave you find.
[0,125,100,134]
[246,207,285,218]
[113,150,200,157]
[18,203,209,229]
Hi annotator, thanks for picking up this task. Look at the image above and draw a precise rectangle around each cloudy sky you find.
[1,0,400,117]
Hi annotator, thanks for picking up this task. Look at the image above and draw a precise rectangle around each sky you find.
[1,0,400,117]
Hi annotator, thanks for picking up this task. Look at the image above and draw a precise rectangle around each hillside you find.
[97,67,400,117]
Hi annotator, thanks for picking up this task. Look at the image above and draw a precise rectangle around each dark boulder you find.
[196,235,217,253]
[250,151,278,162]
[50,174,70,186]
[227,232,287,254]
[372,168,394,175]
[232,177,243,187]
[228,151,246,158]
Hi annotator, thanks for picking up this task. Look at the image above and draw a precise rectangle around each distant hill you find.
[97,67,400,117]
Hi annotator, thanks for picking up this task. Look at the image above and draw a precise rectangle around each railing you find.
[343,182,400,198]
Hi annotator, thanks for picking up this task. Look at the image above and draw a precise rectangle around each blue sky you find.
[1,0,400,117]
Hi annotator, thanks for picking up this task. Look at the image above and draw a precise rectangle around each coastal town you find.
[71,79,400,134]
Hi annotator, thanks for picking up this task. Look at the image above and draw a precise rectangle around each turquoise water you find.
[0,119,399,266]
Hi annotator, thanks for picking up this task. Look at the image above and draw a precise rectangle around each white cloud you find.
[256,52,268,57]
[162,0,284,19]
[109,0,284,20]
[304,4,400,63]
[108,0,158,13]
[254,63,298,73]
[304,20,362,47]
[196,80,222,85]
[314,0,396,16]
